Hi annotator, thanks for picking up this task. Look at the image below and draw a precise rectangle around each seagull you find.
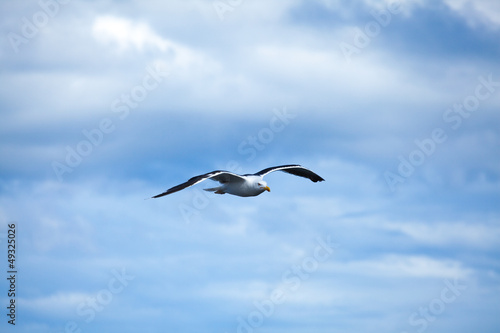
[151,164,324,198]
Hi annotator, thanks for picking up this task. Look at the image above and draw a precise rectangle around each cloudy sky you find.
[1,0,499,332]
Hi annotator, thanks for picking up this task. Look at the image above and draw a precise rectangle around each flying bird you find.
[151,164,324,198]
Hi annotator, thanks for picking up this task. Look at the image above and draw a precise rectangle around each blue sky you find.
[1,0,499,332]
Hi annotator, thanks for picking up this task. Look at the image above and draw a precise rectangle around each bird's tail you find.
[204,187,225,194]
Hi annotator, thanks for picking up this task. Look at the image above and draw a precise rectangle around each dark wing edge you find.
[255,164,325,182]
[151,170,246,198]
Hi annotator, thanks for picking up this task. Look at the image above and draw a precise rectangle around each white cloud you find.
[443,0,500,27]
[210,0,300,23]
[21,292,90,317]
[336,254,471,279]
[91,15,211,72]
[92,16,168,52]
[382,221,500,249]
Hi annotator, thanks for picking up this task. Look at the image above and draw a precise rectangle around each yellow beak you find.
[264,186,271,192]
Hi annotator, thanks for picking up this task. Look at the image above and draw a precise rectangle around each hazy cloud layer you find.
[1,0,499,332]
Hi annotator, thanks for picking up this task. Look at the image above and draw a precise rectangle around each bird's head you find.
[257,181,271,193]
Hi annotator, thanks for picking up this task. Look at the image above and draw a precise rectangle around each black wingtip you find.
[151,193,167,199]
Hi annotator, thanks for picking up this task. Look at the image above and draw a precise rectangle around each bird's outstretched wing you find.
[255,164,325,182]
[151,171,246,198]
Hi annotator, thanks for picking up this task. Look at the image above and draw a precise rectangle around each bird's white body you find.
[204,176,268,197]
